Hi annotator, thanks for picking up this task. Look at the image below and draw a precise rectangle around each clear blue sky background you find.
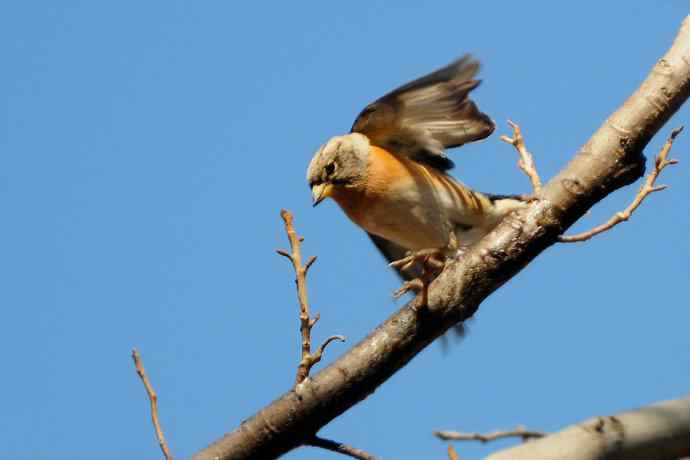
[2,2,688,459]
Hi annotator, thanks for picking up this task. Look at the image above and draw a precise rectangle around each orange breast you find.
[331,145,412,227]
[330,144,489,250]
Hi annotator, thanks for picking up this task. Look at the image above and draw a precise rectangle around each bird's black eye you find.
[325,162,336,176]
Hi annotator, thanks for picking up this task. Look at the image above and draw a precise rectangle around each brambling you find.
[307,56,525,297]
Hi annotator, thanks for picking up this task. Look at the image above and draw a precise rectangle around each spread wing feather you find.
[351,55,494,171]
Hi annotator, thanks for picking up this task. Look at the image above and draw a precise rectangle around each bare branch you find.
[308,312,320,329]
[500,120,543,194]
[304,255,317,273]
[447,444,460,460]
[278,209,345,385]
[192,15,690,460]
[306,436,381,460]
[314,335,347,360]
[560,126,683,242]
[486,397,690,460]
[435,426,546,443]
[131,348,174,460]
[275,249,291,260]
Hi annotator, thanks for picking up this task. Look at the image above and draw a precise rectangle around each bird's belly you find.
[346,197,448,251]
[331,167,488,251]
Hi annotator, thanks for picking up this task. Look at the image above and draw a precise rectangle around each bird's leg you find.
[391,232,458,308]
[392,278,424,299]
[392,255,444,309]
[389,248,446,274]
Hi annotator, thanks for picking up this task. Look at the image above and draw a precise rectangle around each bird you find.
[306,55,526,297]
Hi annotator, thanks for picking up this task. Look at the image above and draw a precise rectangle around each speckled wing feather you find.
[351,55,495,171]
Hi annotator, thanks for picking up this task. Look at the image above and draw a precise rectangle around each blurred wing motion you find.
[367,233,421,281]
[351,55,495,171]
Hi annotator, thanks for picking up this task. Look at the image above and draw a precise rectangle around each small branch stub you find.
[306,436,381,460]
[132,348,174,460]
[559,127,683,242]
[277,209,345,385]
[435,426,546,444]
[500,120,543,195]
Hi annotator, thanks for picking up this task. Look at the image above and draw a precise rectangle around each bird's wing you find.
[367,233,421,281]
[351,55,494,171]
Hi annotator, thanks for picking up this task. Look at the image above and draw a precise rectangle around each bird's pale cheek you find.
[311,183,334,207]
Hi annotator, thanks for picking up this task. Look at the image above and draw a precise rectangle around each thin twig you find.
[447,444,460,460]
[500,120,543,194]
[306,436,381,460]
[434,426,546,444]
[277,209,345,385]
[559,127,683,242]
[132,348,174,460]
[313,335,347,361]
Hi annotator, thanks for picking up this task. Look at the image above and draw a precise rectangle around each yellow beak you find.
[311,183,333,207]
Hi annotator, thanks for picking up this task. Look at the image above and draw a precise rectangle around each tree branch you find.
[305,436,381,460]
[277,209,345,385]
[485,396,690,460]
[501,120,543,194]
[132,348,174,460]
[192,14,690,460]
[559,126,682,242]
[435,426,546,443]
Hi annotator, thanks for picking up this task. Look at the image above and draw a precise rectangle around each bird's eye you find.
[325,162,336,176]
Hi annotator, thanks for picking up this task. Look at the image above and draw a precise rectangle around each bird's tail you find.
[484,193,529,219]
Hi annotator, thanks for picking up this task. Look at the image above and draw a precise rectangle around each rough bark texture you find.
[192,15,690,460]
[487,397,690,460]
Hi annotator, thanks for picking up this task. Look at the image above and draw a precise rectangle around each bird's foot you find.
[392,278,424,299]
[389,248,445,273]
[390,248,447,309]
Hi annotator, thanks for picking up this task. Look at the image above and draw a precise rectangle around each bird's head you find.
[306,133,370,206]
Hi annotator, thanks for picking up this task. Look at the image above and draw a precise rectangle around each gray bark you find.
[487,396,690,460]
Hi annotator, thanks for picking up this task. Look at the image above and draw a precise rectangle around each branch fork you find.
[501,121,682,243]
[559,127,682,242]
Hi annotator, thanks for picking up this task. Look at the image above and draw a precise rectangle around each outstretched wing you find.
[351,55,494,171]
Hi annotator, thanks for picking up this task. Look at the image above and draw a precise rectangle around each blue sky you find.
[1,2,688,459]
